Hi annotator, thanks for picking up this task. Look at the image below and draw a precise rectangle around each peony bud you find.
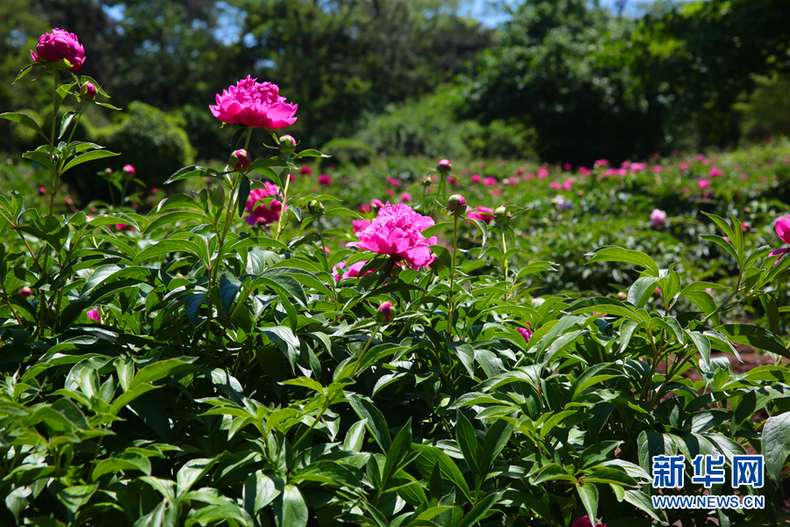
[81,81,97,101]
[422,176,432,187]
[279,134,296,153]
[494,205,507,218]
[307,200,325,216]
[230,149,251,170]
[20,287,33,297]
[447,194,467,215]
[37,186,46,196]
[378,301,396,323]
[437,159,451,173]
[122,164,136,177]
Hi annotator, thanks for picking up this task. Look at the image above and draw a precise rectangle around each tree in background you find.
[458,0,667,165]
[627,0,790,148]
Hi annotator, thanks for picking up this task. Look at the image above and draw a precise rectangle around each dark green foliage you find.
[459,0,667,165]
[74,101,194,197]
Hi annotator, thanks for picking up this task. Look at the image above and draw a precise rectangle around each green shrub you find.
[320,137,375,167]
[77,101,194,195]
[735,73,790,139]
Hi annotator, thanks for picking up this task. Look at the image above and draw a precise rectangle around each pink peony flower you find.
[593,159,609,168]
[210,75,298,129]
[518,323,533,343]
[87,308,100,321]
[370,199,384,211]
[709,166,724,177]
[386,189,396,197]
[471,174,482,184]
[378,301,396,322]
[483,177,497,186]
[696,154,706,162]
[769,215,790,260]
[652,165,663,173]
[81,81,97,101]
[332,260,370,282]
[400,192,412,203]
[650,209,667,227]
[537,166,550,179]
[359,204,371,213]
[299,165,313,176]
[562,178,574,191]
[31,29,85,71]
[550,181,561,190]
[563,163,572,170]
[245,182,283,226]
[571,516,607,527]
[350,203,437,268]
[578,167,591,177]
[448,176,459,185]
[386,176,402,188]
[318,174,332,186]
[698,178,711,190]
[468,206,494,224]
[679,163,688,170]
[353,219,372,233]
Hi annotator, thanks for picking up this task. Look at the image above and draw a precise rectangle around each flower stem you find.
[316,216,329,273]
[501,229,508,281]
[448,214,458,341]
[206,127,252,354]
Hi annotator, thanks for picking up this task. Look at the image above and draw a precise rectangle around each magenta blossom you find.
[245,182,283,226]
[378,301,396,322]
[350,203,437,268]
[471,174,482,184]
[518,323,533,343]
[650,209,667,227]
[299,165,312,176]
[571,516,607,527]
[483,176,497,186]
[331,260,370,282]
[468,206,494,224]
[210,75,297,129]
[698,178,711,190]
[353,219,372,233]
[400,192,412,203]
[31,29,85,71]
[87,308,100,321]
[770,214,790,261]
[709,166,724,177]
[317,174,332,186]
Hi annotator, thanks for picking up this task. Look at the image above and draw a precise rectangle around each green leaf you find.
[382,418,413,486]
[346,393,392,452]
[177,458,218,495]
[455,491,503,527]
[456,412,482,480]
[57,484,98,516]
[165,165,220,184]
[586,247,659,277]
[261,326,300,371]
[0,112,48,141]
[129,357,200,390]
[717,324,787,358]
[576,483,598,526]
[273,485,308,527]
[627,277,662,308]
[238,174,251,218]
[62,149,120,173]
[762,411,790,485]
[244,471,283,516]
[413,444,473,503]
[58,111,78,140]
[293,149,330,159]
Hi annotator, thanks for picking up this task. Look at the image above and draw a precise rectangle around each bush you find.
[320,137,375,167]
[355,89,537,161]
[735,73,790,139]
[68,101,194,199]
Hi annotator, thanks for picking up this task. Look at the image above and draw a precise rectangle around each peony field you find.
[2,5,790,527]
